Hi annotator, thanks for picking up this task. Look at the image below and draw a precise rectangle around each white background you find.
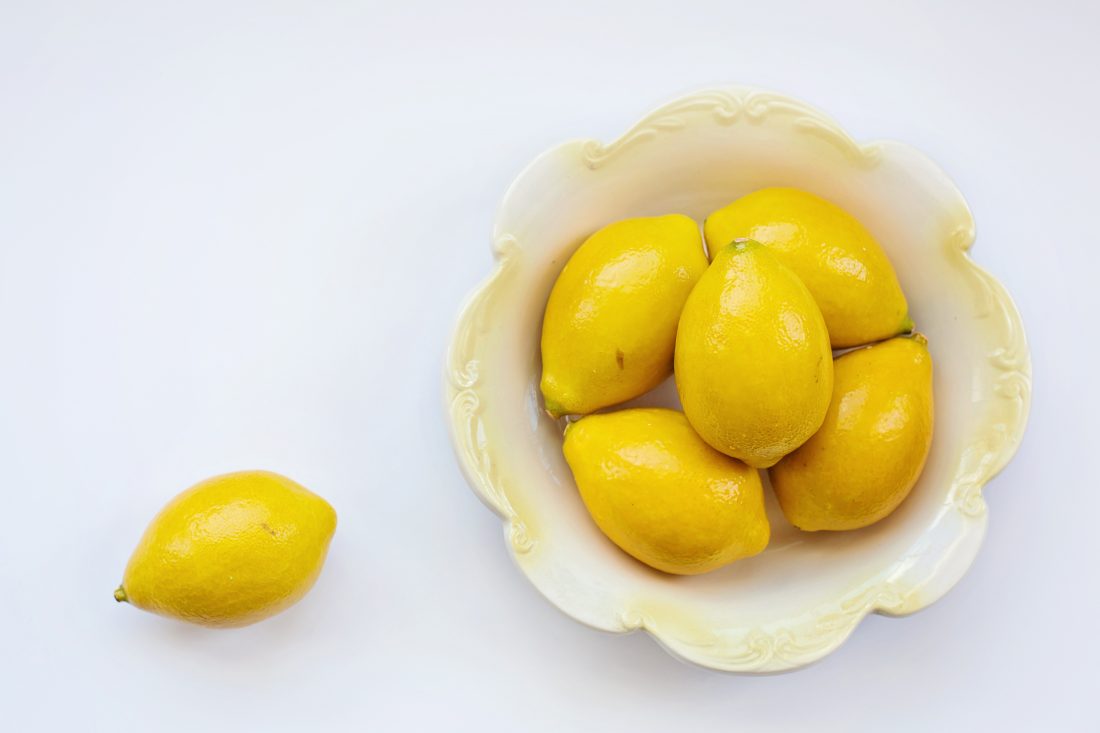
[2,1,1097,730]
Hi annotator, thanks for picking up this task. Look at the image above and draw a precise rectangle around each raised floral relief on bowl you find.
[445,87,1030,673]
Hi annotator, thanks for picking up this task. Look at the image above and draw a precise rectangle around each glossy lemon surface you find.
[540,215,707,417]
[704,187,911,347]
[116,470,337,627]
[563,408,769,575]
[770,336,934,531]
[675,240,833,468]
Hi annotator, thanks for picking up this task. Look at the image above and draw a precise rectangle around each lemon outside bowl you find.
[444,87,1030,674]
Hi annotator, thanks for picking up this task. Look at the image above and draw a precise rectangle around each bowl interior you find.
[474,101,993,642]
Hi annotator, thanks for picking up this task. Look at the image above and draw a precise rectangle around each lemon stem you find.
[113,585,129,603]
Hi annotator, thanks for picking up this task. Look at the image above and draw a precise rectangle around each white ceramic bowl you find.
[445,87,1031,673]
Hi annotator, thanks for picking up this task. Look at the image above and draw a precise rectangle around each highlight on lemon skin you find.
[114,470,337,628]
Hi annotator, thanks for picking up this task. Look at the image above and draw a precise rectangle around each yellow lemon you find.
[563,408,769,575]
[540,215,707,417]
[115,470,337,627]
[675,240,833,468]
[704,187,911,348]
[770,335,934,531]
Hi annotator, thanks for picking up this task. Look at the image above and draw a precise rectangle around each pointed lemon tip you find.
[900,314,916,333]
[543,396,566,419]
[113,585,128,603]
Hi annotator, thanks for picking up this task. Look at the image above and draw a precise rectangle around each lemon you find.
[704,187,911,348]
[770,335,934,531]
[115,470,337,627]
[675,239,833,468]
[563,408,769,575]
[540,215,707,417]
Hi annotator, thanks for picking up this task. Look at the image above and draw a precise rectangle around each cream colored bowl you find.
[445,87,1030,673]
